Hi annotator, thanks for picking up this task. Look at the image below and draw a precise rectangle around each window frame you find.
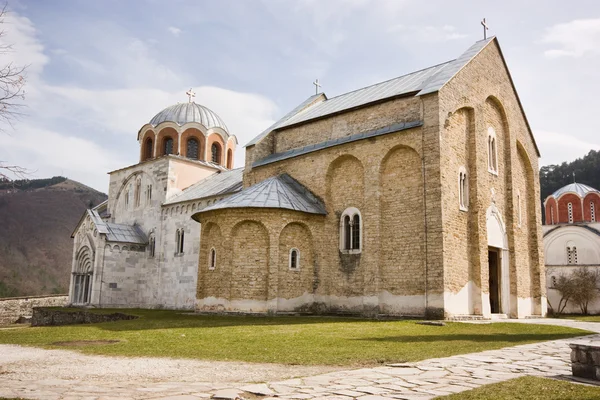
[211,142,222,164]
[591,201,596,223]
[209,247,217,270]
[568,202,574,223]
[487,127,498,175]
[339,207,362,254]
[289,248,300,271]
[458,166,468,212]
[187,138,200,160]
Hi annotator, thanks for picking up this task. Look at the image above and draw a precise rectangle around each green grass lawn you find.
[435,376,600,400]
[0,309,592,366]
[559,314,600,322]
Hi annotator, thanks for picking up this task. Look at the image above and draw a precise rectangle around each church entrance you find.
[488,248,501,314]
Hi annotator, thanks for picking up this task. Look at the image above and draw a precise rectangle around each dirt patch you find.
[52,340,121,347]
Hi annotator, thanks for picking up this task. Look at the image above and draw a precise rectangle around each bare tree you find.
[0,4,28,181]
[571,267,600,315]
[549,273,578,316]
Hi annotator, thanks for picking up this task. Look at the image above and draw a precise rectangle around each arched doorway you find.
[486,204,510,315]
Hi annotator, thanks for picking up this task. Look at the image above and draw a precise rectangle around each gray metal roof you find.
[164,168,244,205]
[418,37,494,95]
[198,174,326,215]
[245,94,324,147]
[253,121,422,168]
[150,102,229,131]
[245,38,497,149]
[278,64,450,129]
[84,210,148,244]
[551,182,600,199]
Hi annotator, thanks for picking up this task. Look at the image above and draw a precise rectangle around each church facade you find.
[192,37,546,319]
[544,182,600,314]
[69,102,242,309]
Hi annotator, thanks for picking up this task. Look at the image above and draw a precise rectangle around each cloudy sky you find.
[0,0,599,191]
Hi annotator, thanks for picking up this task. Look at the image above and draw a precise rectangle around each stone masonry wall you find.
[0,295,67,325]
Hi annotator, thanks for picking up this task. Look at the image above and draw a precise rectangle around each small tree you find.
[551,273,578,315]
[571,267,600,315]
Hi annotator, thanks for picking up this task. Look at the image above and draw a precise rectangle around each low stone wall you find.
[570,343,600,380]
[31,307,138,327]
[0,295,68,325]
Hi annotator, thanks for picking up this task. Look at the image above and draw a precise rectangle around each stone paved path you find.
[1,318,599,400]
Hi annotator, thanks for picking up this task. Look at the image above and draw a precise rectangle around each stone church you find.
[69,36,546,319]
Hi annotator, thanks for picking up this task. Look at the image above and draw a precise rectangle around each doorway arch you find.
[486,204,510,316]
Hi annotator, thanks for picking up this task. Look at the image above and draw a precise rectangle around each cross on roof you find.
[481,18,489,40]
[313,79,321,95]
[186,88,196,103]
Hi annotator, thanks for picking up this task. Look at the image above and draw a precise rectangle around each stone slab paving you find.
[1,318,600,400]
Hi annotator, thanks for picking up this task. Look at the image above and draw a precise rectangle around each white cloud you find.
[536,129,600,165]
[168,26,182,36]
[388,24,468,42]
[542,19,600,58]
[0,11,278,191]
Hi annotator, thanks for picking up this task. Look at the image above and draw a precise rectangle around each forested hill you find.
[0,177,107,297]
[540,150,600,221]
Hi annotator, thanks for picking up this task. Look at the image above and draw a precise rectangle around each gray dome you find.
[149,102,228,131]
[552,182,600,198]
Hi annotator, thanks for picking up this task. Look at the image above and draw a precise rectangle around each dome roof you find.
[551,182,600,198]
[149,102,228,131]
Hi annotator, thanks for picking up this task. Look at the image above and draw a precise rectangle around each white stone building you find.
[69,101,242,309]
[544,182,600,314]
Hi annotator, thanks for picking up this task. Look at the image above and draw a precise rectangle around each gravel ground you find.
[0,344,342,385]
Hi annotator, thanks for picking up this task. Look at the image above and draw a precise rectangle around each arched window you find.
[146,184,152,203]
[568,202,573,223]
[340,208,362,253]
[134,178,141,207]
[164,137,174,155]
[209,247,216,270]
[591,201,596,223]
[289,248,300,270]
[227,149,233,169]
[517,191,522,227]
[458,166,468,211]
[144,138,153,160]
[567,245,578,265]
[211,143,221,164]
[187,138,199,160]
[487,127,498,174]
[175,229,185,255]
[148,235,156,258]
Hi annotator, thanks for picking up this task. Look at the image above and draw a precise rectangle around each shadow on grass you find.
[355,333,586,343]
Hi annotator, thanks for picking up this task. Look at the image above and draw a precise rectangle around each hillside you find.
[540,150,600,222]
[0,178,107,297]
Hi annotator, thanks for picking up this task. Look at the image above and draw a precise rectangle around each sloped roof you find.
[551,182,600,199]
[245,94,324,147]
[164,168,244,205]
[72,209,147,245]
[253,121,422,168]
[196,174,326,215]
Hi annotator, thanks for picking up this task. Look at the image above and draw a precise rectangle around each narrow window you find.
[289,248,299,270]
[227,149,233,169]
[591,201,596,223]
[568,202,573,223]
[211,143,221,164]
[179,230,185,254]
[164,137,174,155]
[187,138,199,160]
[125,190,129,208]
[175,230,181,254]
[488,127,498,173]
[458,167,468,210]
[209,248,216,270]
[344,215,351,250]
[352,214,360,250]
[149,236,156,258]
[551,276,556,288]
[135,179,141,207]
[550,205,555,224]
[144,138,153,160]
[573,247,578,264]
[517,191,522,227]
[146,184,152,203]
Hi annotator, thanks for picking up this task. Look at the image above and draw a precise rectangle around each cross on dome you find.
[313,79,321,95]
[481,18,489,40]
[186,88,196,103]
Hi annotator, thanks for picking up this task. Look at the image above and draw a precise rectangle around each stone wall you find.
[570,342,600,380]
[0,295,68,325]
